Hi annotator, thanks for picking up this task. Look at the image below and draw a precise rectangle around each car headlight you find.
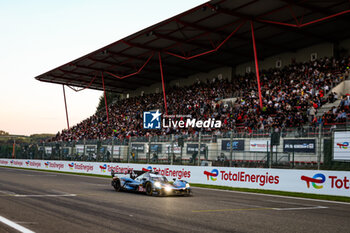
[154,182,161,188]
[186,183,190,188]
[165,186,172,192]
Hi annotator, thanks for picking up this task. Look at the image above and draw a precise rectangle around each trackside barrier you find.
[0,159,349,197]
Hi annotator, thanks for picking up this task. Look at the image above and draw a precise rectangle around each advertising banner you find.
[165,144,181,154]
[283,139,316,153]
[76,145,84,154]
[44,147,52,155]
[221,140,244,151]
[86,145,96,153]
[131,144,145,152]
[249,139,276,152]
[333,131,350,161]
[1,159,350,197]
[150,144,162,153]
[107,146,120,155]
[186,144,206,155]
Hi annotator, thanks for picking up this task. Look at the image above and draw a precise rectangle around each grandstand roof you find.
[35,0,350,93]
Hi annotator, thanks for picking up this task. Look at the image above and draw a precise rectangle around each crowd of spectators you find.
[51,56,350,142]
[323,94,350,125]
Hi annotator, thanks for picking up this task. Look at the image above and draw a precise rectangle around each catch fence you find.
[1,125,349,170]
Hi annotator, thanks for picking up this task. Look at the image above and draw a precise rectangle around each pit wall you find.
[1,159,349,197]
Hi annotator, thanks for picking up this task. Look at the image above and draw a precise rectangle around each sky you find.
[0,0,207,136]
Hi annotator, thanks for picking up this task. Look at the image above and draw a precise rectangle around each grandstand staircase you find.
[316,99,341,117]
[316,79,350,117]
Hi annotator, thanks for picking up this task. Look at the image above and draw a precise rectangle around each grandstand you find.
[29,0,350,168]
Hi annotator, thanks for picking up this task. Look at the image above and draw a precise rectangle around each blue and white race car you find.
[111,170,192,196]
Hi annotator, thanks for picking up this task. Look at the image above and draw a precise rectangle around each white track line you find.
[273,206,328,211]
[0,216,35,233]
[14,194,76,197]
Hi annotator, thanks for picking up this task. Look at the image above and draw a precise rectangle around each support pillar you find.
[101,72,110,124]
[62,85,70,129]
[250,21,263,109]
[158,52,168,115]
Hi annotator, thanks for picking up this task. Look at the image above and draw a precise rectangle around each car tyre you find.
[145,182,153,196]
[184,189,191,197]
[112,179,121,192]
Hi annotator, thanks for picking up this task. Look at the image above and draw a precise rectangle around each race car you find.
[111,170,192,196]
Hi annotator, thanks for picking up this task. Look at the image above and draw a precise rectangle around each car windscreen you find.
[151,176,168,183]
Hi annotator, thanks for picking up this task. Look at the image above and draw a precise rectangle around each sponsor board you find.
[131,144,145,152]
[283,139,316,153]
[76,145,84,154]
[221,140,244,151]
[1,159,350,197]
[44,147,52,155]
[106,145,120,155]
[86,145,96,153]
[249,139,277,152]
[186,144,206,155]
[150,144,162,153]
[165,144,181,154]
[333,131,350,161]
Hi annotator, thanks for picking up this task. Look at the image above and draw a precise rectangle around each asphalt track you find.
[0,167,349,233]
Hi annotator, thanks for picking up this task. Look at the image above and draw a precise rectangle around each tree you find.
[96,92,121,113]
[0,130,9,136]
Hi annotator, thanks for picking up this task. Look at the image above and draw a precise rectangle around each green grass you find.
[2,165,350,203]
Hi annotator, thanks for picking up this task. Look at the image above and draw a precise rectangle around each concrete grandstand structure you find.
[32,0,350,168]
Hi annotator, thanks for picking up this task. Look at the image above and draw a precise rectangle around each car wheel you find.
[145,182,153,196]
[112,179,121,192]
[185,189,191,196]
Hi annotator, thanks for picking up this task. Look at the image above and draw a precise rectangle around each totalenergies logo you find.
[337,142,349,149]
[142,166,152,172]
[99,164,107,172]
[203,169,219,181]
[68,162,74,170]
[301,173,326,189]
[10,160,14,164]
[44,162,50,168]
[25,161,30,166]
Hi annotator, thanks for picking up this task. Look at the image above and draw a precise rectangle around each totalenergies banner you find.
[333,131,350,161]
[0,159,349,197]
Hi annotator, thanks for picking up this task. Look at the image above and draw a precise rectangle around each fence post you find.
[266,141,269,168]
[83,139,86,158]
[71,142,74,161]
[292,143,295,168]
[111,137,114,162]
[180,144,183,165]
[317,124,322,170]
[148,136,151,164]
[171,134,174,165]
[127,137,131,163]
[197,132,201,166]
[43,142,45,160]
[229,130,233,167]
